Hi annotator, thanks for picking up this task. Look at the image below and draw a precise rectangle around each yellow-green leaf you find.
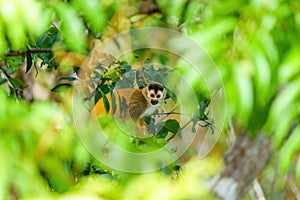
[54,2,87,53]
[72,0,107,34]
[279,126,300,173]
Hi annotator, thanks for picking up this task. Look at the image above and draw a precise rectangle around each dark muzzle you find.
[151,99,158,105]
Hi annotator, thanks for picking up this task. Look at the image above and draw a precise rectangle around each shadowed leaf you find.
[51,83,72,92]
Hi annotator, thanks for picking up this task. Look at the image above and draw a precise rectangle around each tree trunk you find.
[212,133,272,200]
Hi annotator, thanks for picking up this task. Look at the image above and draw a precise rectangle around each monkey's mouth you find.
[151,100,158,105]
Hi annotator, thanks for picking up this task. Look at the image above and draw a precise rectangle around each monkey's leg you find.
[134,118,148,138]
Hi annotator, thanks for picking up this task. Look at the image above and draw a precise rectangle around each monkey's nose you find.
[151,99,158,105]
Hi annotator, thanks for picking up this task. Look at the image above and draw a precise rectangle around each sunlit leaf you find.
[190,18,237,48]
[271,104,298,148]
[20,0,52,38]
[72,0,107,35]
[233,62,254,125]
[0,1,26,50]
[251,45,272,106]
[159,0,186,26]
[54,2,87,53]
[279,126,300,173]
[265,79,300,132]
[39,156,71,193]
[0,18,7,56]
[278,48,300,84]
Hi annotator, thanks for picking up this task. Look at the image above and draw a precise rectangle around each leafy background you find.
[0,0,300,199]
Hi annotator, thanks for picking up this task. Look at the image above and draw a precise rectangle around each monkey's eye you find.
[156,94,161,98]
[150,93,155,98]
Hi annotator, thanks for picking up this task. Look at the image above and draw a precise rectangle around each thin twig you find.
[228,120,236,146]
[154,105,179,126]
[181,118,193,130]
[153,111,208,121]
[288,176,300,200]
[0,64,15,88]
[252,179,266,200]
[153,110,213,129]
[0,63,22,100]
[0,64,13,79]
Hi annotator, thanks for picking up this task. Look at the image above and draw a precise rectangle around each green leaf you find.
[143,116,152,125]
[233,62,254,125]
[278,49,300,84]
[59,77,77,81]
[54,2,87,53]
[39,157,71,193]
[191,18,237,49]
[271,103,298,148]
[120,64,131,72]
[110,90,116,115]
[159,53,169,65]
[165,86,177,103]
[198,99,210,120]
[72,0,107,35]
[156,127,168,139]
[279,125,300,173]
[5,56,25,73]
[164,119,180,134]
[250,42,272,107]
[51,83,72,92]
[0,19,7,56]
[98,88,110,113]
[26,53,33,73]
[36,26,59,48]
[1,1,27,50]
[94,88,103,104]
[265,79,300,133]
[0,78,7,85]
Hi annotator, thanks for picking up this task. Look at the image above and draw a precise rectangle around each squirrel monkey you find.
[91,82,166,134]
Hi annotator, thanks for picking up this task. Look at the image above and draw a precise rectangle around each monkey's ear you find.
[142,87,148,97]
[163,89,167,98]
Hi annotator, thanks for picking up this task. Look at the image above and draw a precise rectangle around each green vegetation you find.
[0,0,300,199]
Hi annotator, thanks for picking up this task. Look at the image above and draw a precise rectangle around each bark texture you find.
[213,133,272,200]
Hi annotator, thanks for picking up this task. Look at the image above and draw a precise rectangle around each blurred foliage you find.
[0,88,221,199]
[0,0,300,199]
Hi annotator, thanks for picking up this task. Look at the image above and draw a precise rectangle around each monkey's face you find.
[144,82,165,106]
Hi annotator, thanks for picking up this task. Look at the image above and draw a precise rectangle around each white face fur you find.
[140,82,165,117]
[146,82,165,106]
